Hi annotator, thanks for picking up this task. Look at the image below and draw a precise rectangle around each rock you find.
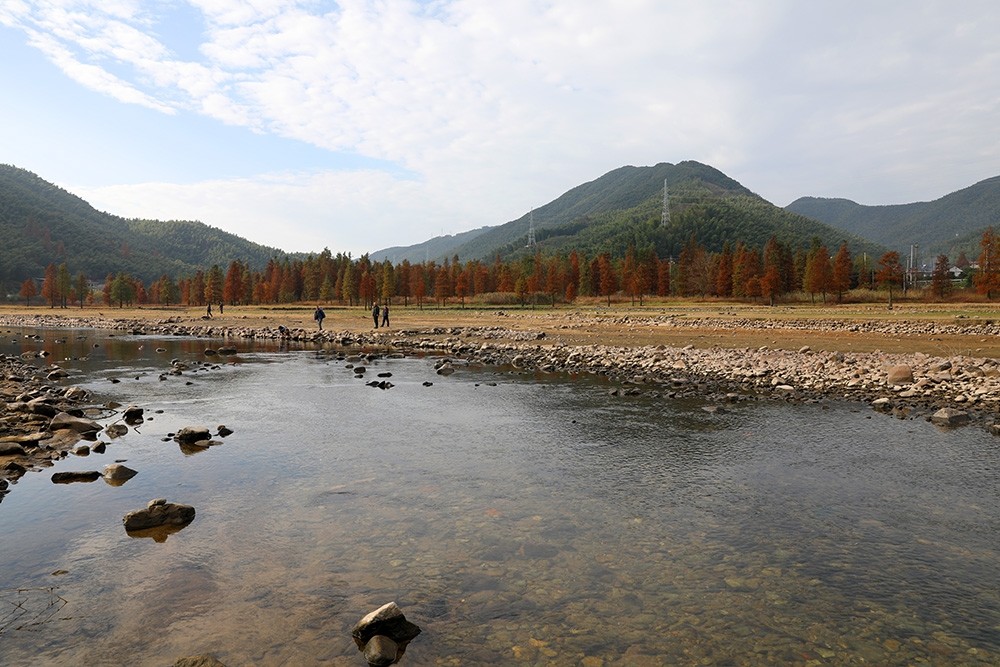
[64,386,88,401]
[123,498,196,531]
[46,368,70,380]
[0,442,27,456]
[871,397,892,412]
[217,425,234,438]
[352,602,421,666]
[105,423,128,438]
[217,347,237,355]
[363,635,400,667]
[930,407,970,427]
[174,427,212,445]
[104,463,138,482]
[174,655,226,667]
[52,471,101,483]
[122,405,144,423]
[886,364,913,385]
[49,412,102,435]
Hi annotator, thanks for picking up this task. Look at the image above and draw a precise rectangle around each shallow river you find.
[1,328,998,666]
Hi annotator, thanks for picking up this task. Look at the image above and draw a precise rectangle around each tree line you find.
[16,230,1000,309]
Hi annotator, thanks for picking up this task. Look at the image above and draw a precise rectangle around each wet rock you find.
[0,442,27,456]
[64,386,88,401]
[105,423,128,438]
[174,427,212,445]
[352,602,421,666]
[363,636,399,667]
[123,405,144,423]
[104,463,138,483]
[52,471,101,484]
[123,498,196,531]
[49,412,101,435]
[217,346,237,355]
[217,425,234,437]
[931,407,970,427]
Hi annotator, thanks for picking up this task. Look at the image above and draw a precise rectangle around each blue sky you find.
[2,1,999,256]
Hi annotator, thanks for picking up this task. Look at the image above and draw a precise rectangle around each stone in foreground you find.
[352,602,421,666]
[123,498,196,532]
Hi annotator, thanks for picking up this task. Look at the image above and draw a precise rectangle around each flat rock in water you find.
[52,471,101,484]
[123,499,196,531]
[49,412,101,435]
[104,463,138,483]
[174,427,212,445]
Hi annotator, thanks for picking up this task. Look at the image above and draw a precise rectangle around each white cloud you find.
[4,0,1000,252]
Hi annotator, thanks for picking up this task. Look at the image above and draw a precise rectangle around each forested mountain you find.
[374,161,882,263]
[0,164,288,291]
[786,175,1000,259]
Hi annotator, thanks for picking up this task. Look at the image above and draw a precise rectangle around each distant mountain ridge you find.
[785,175,1000,258]
[373,160,882,263]
[0,164,289,289]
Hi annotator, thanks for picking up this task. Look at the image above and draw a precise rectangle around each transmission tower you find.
[661,179,671,227]
[526,208,536,247]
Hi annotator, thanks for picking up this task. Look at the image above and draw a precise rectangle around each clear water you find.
[1,327,998,666]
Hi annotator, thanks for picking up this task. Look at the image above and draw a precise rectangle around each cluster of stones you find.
[0,353,106,501]
[398,337,1000,428]
[6,313,1000,433]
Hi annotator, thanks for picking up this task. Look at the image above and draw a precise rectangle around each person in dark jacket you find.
[372,303,380,328]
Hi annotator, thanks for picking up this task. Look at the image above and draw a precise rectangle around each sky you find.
[1,1,999,257]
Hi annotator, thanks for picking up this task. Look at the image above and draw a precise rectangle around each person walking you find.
[313,306,326,330]
[372,303,380,328]
[381,303,390,328]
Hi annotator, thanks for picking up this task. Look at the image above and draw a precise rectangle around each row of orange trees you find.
[16,231,998,308]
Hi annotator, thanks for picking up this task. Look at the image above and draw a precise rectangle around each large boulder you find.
[123,498,196,531]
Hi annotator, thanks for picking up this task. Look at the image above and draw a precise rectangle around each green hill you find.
[786,175,1000,260]
[0,164,289,291]
[375,160,882,263]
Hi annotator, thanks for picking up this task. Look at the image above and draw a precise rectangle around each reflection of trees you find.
[0,586,68,633]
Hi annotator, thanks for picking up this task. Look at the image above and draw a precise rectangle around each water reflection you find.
[0,326,998,665]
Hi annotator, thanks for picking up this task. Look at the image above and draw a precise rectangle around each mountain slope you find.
[374,160,882,263]
[786,175,1000,257]
[0,164,289,288]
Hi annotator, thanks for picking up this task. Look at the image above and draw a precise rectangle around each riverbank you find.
[4,305,1000,433]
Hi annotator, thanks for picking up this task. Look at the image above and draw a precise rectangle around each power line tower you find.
[661,178,671,227]
[526,208,536,247]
